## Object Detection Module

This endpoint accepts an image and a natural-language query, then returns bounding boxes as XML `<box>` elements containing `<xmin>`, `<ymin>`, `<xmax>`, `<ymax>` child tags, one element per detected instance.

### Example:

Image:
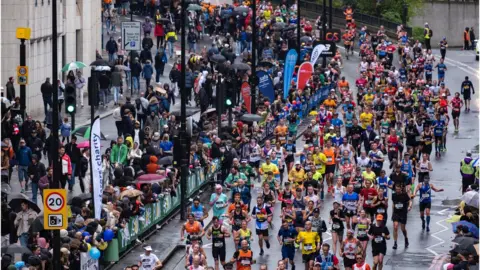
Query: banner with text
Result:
<box><xmin>256</xmin><ymin>70</ymin><xmax>275</xmax><ymax>102</ymax></box>
<box><xmin>297</xmin><ymin>62</ymin><xmax>313</xmax><ymax>90</ymax></box>
<box><xmin>240</xmin><ymin>82</ymin><xmax>252</xmax><ymax>113</ymax></box>
<box><xmin>90</xmin><ymin>117</ymin><xmax>103</xmax><ymax>220</ymax></box>
<box><xmin>283</xmin><ymin>49</ymin><xmax>298</xmax><ymax>99</ymax></box>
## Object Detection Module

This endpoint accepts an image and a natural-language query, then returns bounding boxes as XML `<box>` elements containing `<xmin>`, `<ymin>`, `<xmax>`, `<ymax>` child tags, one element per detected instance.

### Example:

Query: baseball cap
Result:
<box><xmin>144</xmin><ymin>245</ymin><xmax>153</xmax><ymax>251</ymax></box>
<box><xmin>241</xmin><ymin>159</ymin><xmax>248</xmax><ymax>163</ymax></box>
<box><xmin>333</xmin><ymin>200</ymin><xmax>340</xmax><ymax>205</ymax></box>
<box><xmin>295</xmin><ymin>161</ymin><xmax>301</xmax><ymax>165</ymax></box>
<box><xmin>313</xmin><ymin>208</ymin><xmax>320</xmax><ymax>214</ymax></box>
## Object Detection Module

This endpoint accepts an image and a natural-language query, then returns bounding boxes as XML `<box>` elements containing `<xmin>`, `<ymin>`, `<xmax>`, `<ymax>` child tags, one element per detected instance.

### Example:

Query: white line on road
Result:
<box><xmin>425</xmin><ymin>208</ymin><xmax>450</xmax><ymax>256</ymax></box>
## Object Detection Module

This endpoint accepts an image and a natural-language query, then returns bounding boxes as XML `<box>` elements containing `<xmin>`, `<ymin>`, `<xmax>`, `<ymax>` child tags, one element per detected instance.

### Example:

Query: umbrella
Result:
<box><xmin>273</xmin><ymin>22</ymin><xmax>286</xmax><ymax>30</ymax></box>
<box><xmin>201</xmin><ymin>108</ymin><xmax>217</xmax><ymax>116</ymax></box>
<box><xmin>90</xmin><ymin>59</ymin><xmax>110</xmax><ymax>66</ymax></box>
<box><xmin>61</xmin><ymin>61</ymin><xmax>87</xmax><ymax>72</ymax></box>
<box><xmin>72</xmin><ymin>126</ymin><xmax>107</xmax><ymax>140</ymax></box>
<box><xmin>258</xmin><ymin>61</ymin><xmax>274</xmax><ymax>68</ymax></box>
<box><xmin>94</xmin><ymin>66</ymin><xmax>111</xmax><ymax>71</ymax></box>
<box><xmin>8</xmin><ymin>193</ymin><xmax>41</xmax><ymax>213</ymax></box>
<box><xmin>115</xmin><ymin>65</ymin><xmax>130</xmax><ymax>71</ymax></box>
<box><xmin>282</xmin><ymin>25</ymin><xmax>296</xmax><ymax>32</ymax></box>
<box><xmin>1</xmin><ymin>243</ymin><xmax>32</xmax><ymax>257</ymax></box>
<box><xmin>170</xmin><ymin>106</ymin><xmax>201</xmax><ymax>117</ymax></box>
<box><xmin>31</xmin><ymin>213</ymin><xmax>45</xmax><ymax>232</ymax></box>
<box><xmin>451</xmin><ymin>235</ymin><xmax>479</xmax><ymax>256</ymax></box>
<box><xmin>68</xmin><ymin>193</ymin><xmax>92</xmax><ymax>205</ymax></box>
<box><xmin>453</xmin><ymin>221</ymin><xmax>479</xmax><ymax>239</ymax></box>
<box><xmin>230</xmin><ymin>63</ymin><xmax>251</xmax><ymax>71</ymax></box>
<box><xmin>210</xmin><ymin>54</ymin><xmax>226</xmax><ymax>63</ymax></box>
<box><xmin>234</xmin><ymin>6</ymin><xmax>249</xmax><ymax>14</ymax></box>
<box><xmin>76</xmin><ymin>141</ymin><xmax>90</xmax><ymax>149</ymax></box>
<box><xmin>461</xmin><ymin>191</ymin><xmax>479</xmax><ymax>208</ymax></box>
<box><xmin>187</xmin><ymin>4</ymin><xmax>202</xmax><ymax>11</ymax></box>
<box><xmin>300</xmin><ymin>36</ymin><xmax>312</xmax><ymax>43</ymax></box>
<box><xmin>238</xmin><ymin>114</ymin><xmax>263</xmax><ymax>122</ymax></box>
<box><xmin>120</xmin><ymin>189</ymin><xmax>143</xmax><ymax>199</ymax></box>
<box><xmin>136</xmin><ymin>174</ymin><xmax>166</xmax><ymax>184</ymax></box>
<box><xmin>158</xmin><ymin>156</ymin><xmax>173</xmax><ymax>165</ymax></box>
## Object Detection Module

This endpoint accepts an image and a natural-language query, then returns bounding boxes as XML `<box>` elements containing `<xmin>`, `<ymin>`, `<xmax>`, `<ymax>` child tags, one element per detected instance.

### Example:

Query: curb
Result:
<box><xmin>76</xmin><ymin>110</ymin><xmax>114</xmax><ymax>129</ymax></box>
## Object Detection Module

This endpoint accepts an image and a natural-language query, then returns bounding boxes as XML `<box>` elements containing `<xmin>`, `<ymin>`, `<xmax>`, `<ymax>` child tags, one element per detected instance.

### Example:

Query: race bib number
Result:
<box><xmin>358</xmin><ymin>230</ymin><xmax>367</xmax><ymax>236</ymax></box>
<box><xmin>377</xmin><ymin>208</ymin><xmax>385</xmax><ymax>214</ymax></box>
<box><xmin>421</xmin><ymin>194</ymin><xmax>430</xmax><ymax>199</ymax></box>
<box><xmin>375</xmin><ymin>236</ymin><xmax>383</xmax><ymax>243</ymax></box>
<box><xmin>215</xmin><ymin>201</ymin><xmax>225</xmax><ymax>208</ymax></box>
<box><xmin>344</xmin><ymin>173</ymin><xmax>351</xmax><ymax>178</ymax></box>
<box><xmin>279</xmin><ymin>136</ymin><xmax>286</xmax><ymax>141</ymax></box>
<box><xmin>327</xmin><ymin>157</ymin><xmax>333</xmax><ymax>163</ymax></box>
<box><xmin>395</xmin><ymin>203</ymin><xmax>404</xmax><ymax>209</ymax></box>
<box><xmin>304</xmin><ymin>244</ymin><xmax>313</xmax><ymax>251</ymax></box>
<box><xmin>214</xmin><ymin>242</ymin><xmax>224</xmax><ymax>248</ymax></box>
<box><xmin>333</xmin><ymin>224</ymin><xmax>341</xmax><ymax>229</ymax></box>
<box><xmin>366</xmin><ymin>200</ymin><xmax>372</xmax><ymax>205</ymax></box>
<box><xmin>354</xmin><ymin>183</ymin><xmax>362</xmax><ymax>189</ymax></box>
<box><xmin>241</xmin><ymin>260</ymin><xmax>251</xmax><ymax>266</ymax></box>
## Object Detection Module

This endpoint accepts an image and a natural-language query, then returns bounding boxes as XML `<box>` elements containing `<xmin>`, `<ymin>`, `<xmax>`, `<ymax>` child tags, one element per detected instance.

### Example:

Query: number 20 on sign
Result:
<box><xmin>43</xmin><ymin>189</ymin><xmax>68</xmax><ymax>230</ymax></box>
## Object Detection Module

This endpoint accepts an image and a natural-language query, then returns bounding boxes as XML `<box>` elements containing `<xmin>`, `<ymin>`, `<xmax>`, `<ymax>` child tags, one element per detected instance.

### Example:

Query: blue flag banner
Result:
<box><xmin>256</xmin><ymin>70</ymin><xmax>275</xmax><ymax>102</ymax></box>
<box><xmin>283</xmin><ymin>49</ymin><xmax>298</xmax><ymax>99</ymax></box>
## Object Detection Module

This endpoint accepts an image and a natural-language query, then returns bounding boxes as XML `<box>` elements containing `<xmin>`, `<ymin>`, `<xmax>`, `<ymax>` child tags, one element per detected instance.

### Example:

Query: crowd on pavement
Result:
<box><xmin>1</xmin><ymin>0</ymin><xmax>479</xmax><ymax>269</ymax></box>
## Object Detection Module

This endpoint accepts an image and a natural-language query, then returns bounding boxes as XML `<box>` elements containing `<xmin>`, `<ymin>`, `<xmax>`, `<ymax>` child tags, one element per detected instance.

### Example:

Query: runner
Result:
<box><xmin>330</xmin><ymin>201</ymin><xmax>345</xmax><ymax>256</ymax></box>
<box><xmin>391</xmin><ymin>185</ymin><xmax>412</xmax><ymax>249</ymax></box>
<box><xmin>296</xmin><ymin>221</ymin><xmax>321</xmax><ymax>270</ymax></box>
<box><xmin>342</xmin><ymin>184</ymin><xmax>360</xmax><ymax>230</ymax></box>
<box><xmin>412</xmin><ymin>176</ymin><xmax>444</xmax><ymax>232</ymax></box>
<box><xmin>460</xmin><ymin>76</ymin><xmax>475</xmax><ymax>111</ymax></box>
<box><xmin>251</xmin><ymin>196</ymin><xmax>272</xmax><ymax>256</ymax></box>
<box><xmin>353</xmin><ymin>254</ymin><xmax>371</xmax><ymax>270</ymax></box>
<box><xmin>206</xmin><ymin>216</ymin><xmax>230</xmax><ymax>270</ymax></box>
<box><xmin>188</xmin><ymin>197</ymin><xmax>208</xmax><ymax>226</ymax></box>
<box><xmin>323</xmin><ymin>141</ymin><xmax>337</xmax><ymax>194</ymax></box>
<box><xmin>341</xmin><ymin>230</ymin><xmax>361</xmax><ymax>270</ymax></box>
<box><xmin>138</xmin><ymin>245</ymin><xmax>163</xmax><ymax>270</ymax></box>
<box><xmin>368</xmin><ymin>214</ymin><xmax>390</xmax><ymax>270</ymax></box>
<box><xmin>360</xmin><ymin>180</ymin><xmax>378</xmax><ymax>221</ymax></box>
<box><xmin>372</xmin><ymin>188</ymin><xmax>389</xmax><ymax>225</ymax></box>
<box><xmin>277</xmin><ymin>219</ymin><xmax>298</xmax><ymax>270</ymax></box>
<box><xmin>209</xmin><ymin>185</ymin><xmax>229</xmax><ymax>222</ymax></box>
<box><xmin>450</xmin><ymin>92</ymin><xmax>463</xmax><ymax>133</ymax></box>
<box><xmin>230</xmin><ymin>203</ymin><xmax>250</xmax><ymax>248</ymax></box>
<box><xmin>314</xmin><ymin>243</ymin><xmax>340</xmax><ymax>270</ymax></box>
<box><xmin>231</xmin><ymin>240</ymin><xmax>255</xmax><ymax>270</ymax></box>
<box><xmin>355</xmin><ymin>210</ymin><xmax>371</xmax><ymax>259</ymax></box>
<box><xmin>180</xmin><ymin>214</ymin><xmax>205</xmax><ymax>254</ymax></box>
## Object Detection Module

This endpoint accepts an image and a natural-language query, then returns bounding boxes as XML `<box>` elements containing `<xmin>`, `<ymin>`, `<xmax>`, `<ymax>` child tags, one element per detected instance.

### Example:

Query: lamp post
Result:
<box><xmin>179</xmin><ymin>0</ymin><xmax>188</xmax><ymax>221</ymax></box>
<box><xmin>297</xmin><ymin>0</ymin><xmax>301</xmax><ymax>55</ymax></box>
<box><xmin>15</xmin><ymin>27</ymin><xmax>31</xmax><ymax>121</ymax></box>
<box><xmin>250</xmin><ymin>1</ymin><xmax>257</xmax><ymax>113</ymax></box>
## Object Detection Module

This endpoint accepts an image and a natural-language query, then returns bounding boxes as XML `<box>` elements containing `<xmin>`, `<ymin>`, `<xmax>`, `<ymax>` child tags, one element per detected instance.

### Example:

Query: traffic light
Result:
<box><xmin>225</xmin><ymin>88</ymin><xmax>233</xmax><ymax>109</ymax></box>
<box><xmin>64</xmin><ymin>83</ymin><xmax>76</xmax><ymax>114</ymax></box>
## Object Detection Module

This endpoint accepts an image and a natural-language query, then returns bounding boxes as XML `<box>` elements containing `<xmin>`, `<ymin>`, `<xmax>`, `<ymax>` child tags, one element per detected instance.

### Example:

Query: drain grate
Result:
<box><xmin>385</xmin><ymin>252</ymin><xmax>434</xmax><ymax>267</ymax></box>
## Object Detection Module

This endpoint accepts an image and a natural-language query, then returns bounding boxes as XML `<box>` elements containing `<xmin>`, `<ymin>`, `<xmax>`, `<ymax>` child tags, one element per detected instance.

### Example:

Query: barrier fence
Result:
<box><xmin>99</xmin><ymin>83</ymin><xmax>332</xmax><ymax>263</ymax></box>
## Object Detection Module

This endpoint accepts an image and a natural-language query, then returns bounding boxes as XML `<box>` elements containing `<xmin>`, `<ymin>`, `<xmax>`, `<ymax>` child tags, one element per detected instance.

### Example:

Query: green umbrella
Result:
<box><xmin>72</xmin><ymin>126</ymin><xmax>107</xmax><ymax>140</ymax></box>
<box><xmin>187</xmin><ymin>4</ymin><xmax>202</xmax><ymax>11</ymax></box>
<box><xmin>61</xmin><ymin>61</ymin><xmax>87</xmax><ymax>72</ymax></box>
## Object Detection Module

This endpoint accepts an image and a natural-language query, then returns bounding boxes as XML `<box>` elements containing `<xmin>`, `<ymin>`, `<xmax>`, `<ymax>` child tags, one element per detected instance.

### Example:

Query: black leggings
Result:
<box><xmin>157</xmin><ymin>36</ymin><xmax>164</xmax><ymax>49</ymax></box>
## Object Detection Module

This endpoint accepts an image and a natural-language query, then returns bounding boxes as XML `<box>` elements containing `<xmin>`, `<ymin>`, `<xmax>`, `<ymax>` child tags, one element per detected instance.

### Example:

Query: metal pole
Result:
<box><xmin>297</xmin><ymin>0</ymin><xmax>301</xmax><ymax>55</ymax></box>
<box><xmin>89</xmin><ymin>68</ymin><xmax>97</xmax><ymax>218</ymax></box>
<box><xmin>179</xmin><ymin>0</ymin><xmax>188</xmax><ymax>221</ymax></box>
<box><xmin>71</xmin><ymin>113</ymin><xmax>75</xmax><ymax>130</ymax></box>
<box><xmin>51</xmin><ymin>0</ymin><xmax>61</xmax><ymax>269</ymax></box>
<box><xmin>251</xmin><ymin>1</ymin><xmax>257</xmax><ymax>113</ymax></box>
<box><xmin>130</xmin><ymin>0</ymin><xmax>133</xmax><ymax>97</ymax></box>
<box><xmin>328</xmin><ymin>0</ymin><xmax>332</xmax><ymax>30</ymax></box>
<box><xmin>322</xmin><ymin>0</ymin><xmax>327</xmax><ymax>68</ymax></box>
<box><xmin>20</xmin><ymin>39</ymin><xmax>26</xmax><ymax>120</ymax></box>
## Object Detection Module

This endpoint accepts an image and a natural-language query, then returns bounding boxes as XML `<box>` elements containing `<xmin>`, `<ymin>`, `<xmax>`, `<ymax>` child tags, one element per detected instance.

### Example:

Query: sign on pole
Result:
<box><xmin>121</xmin><ymin>22</ymin><xmax>141</xmax><ymax>51</ymax></box>
<box><xmin>43</xmin><ymin>189</ymin><xmax>68</xmax><ymax>230</ymax></box>
<box><xmin>17</xmin><ymin>66</ymin><xmax>28</xmax><ymax>85</ymax></box>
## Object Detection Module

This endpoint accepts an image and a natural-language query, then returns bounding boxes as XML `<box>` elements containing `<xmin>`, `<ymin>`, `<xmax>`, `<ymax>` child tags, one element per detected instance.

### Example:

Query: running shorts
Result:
<box><xmin>419</xmin><ymin>202</ymin><xmax>431</xmax><ymax>212</ymax></box>
<box><xmin>255</xmin><ymin>229</ymin><xmax>269</xmax><ymax>236</ymax></box>
<box><xmin>281</xmin><ymin>245</ymin><xmax>295</xmax><ymax>260</ymax></box>
<box><xmin>325</xmin><ymin>165</ymin><xmax>336</xmax><ymax>174</ymax></box>
<box><xmin>392</xmin><ymin>214</ymin><xmax>408</xmax><ymax>224</ymax></box>
<box><xmin>212</xmin><ymin>246</ymin><xmax>226</xmax><ymax>261</ymax></box>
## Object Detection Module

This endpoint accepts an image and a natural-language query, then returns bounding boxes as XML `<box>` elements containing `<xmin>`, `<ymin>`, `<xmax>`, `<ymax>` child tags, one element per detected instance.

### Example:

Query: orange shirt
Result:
<box><xmin>345</xmin><ymin>8</ymin><xmax>353</xmax><ymax>20</ymax></box>
<box><xmin>323</xmin><ymin>147</ymin><xmax>336</xmax><ymax>165</ymax></box>
<box><xmin>338</xmin><ymin>80</ymin><xmax>349</xmax><ymax>89</ymax></box>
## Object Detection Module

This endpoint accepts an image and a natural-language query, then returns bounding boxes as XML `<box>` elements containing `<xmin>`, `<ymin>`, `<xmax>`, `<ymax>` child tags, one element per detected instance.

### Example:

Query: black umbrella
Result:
<box><xmin>273</xmin><ymin>22</ymin><xmax>286</xmax><ymax>30</ymax></box>
<box><xmin>72</xmin><ymin>125</ymin><xmax>107</xmax><ymax>140</ymax></box>
<box><xmin>68</xmin><ymin>193</ymin><xmax>92</xmax><ymax>205</ymax></box>
<box><xmin>158</xmin><ymin>156</ymin><xmax>173</xmax><ymax>165</ymax></box>
<box><xmin>230</xmin><ymin>63</ymin><xmax>251</xmax><ymax>71</ymax></box>
<box><xmin>90</xmin><ymin>59</ymin><xmax>110</xmax><ymax>66</ymax></box>
<box><xmin>210</xmin><ymin>54</ymin><xmax>226</xmax><ymax>63</ymax></box>
<box><xmin>8</xmin><ymin>193</ymin><xmax>41</xmax><ymax>213</ymax></box>
<box><xmin>239</xmin><ymin>113</ymin><xmax>263</xmax><ymax>122</ymax></box>
<box><xmin>282</xmin><ymin>25</ymin><xmax>296</xmax><ymax>32</ymax></box>
<box><xmin>31</xmin><ymin>214</ymin><xmax>44</xmax><ymax>232</ymax></box>
<box><xmin>234</xmin><ymin>6</ymin><xmax>249</xmax><ymax>16</ymax></box>
<box><xmin>1</xmin><ymin>243</ymin><xmax>33</xmax><ymax>257</ymax></box>
<box><xmin>451</xmin><ymin>236</ymin><xmax>479</xmax><ymax>256</ymax></box>
<box><xmin>259</xmin><ymin>61</ymin><xmax>274</xmax><ymax>68</ymax></box>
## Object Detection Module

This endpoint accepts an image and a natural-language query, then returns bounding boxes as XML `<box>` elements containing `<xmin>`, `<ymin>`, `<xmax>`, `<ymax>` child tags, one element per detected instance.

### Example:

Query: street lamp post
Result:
<box><xmin>179</xmin><ymin>0</ymin><xmax>188</xmax><ymax>221</ymax></box>
<box><xmin>297</xmin><ymin>0</ymin><xmax>301</xmax><ymax>55</ymax></box>
<box><xmin>15</xmin><ymin>27</ymin><xmax>31</xmax><ymax>121</ymax></box>
<box><xmin>250</xmin><ymin>1</ymin><xmax>257</xmax><ymax>113</ymax></box>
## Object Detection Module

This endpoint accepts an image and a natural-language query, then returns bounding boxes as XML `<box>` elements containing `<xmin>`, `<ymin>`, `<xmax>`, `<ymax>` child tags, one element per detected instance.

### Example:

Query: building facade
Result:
<box><xmin>1</xmin><ymin>0</ymin><xmax>102</xmax><ymax>116</ymax></box>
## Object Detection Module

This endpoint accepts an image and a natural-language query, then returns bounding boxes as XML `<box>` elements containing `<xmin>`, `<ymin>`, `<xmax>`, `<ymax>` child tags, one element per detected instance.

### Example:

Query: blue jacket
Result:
<box><xmin>142</xmin><ymin>63</ymin><xmax>154</xmax><ymax>79</ymax></box>
<box><xmin>185</xmin><ymin>72</ymin><xmax>194</xmax><ymax>88</ymax></box>
<box><xmin>16</xmin><ymin>146</ymin><xmax>32</xmax><ymax>166</ymax></box>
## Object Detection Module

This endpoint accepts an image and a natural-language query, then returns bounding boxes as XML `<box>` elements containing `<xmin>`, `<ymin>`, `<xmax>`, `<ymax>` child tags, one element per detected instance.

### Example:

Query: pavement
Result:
<box><xmin>158</xmin><ymin>48</ymin><xmax>480</xmax><ymax>269</ymax></box>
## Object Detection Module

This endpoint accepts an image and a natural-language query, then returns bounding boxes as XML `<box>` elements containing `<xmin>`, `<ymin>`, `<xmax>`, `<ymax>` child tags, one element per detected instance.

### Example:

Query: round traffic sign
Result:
<box><xmin>45</xmin><ymin>192</ymin><xmax>65</xmax><ymax>212</ymax></box>
<box><xmin>18</xmin><ymin>67</ymin><xmax>27</xmax><ymax>75</ymax></box>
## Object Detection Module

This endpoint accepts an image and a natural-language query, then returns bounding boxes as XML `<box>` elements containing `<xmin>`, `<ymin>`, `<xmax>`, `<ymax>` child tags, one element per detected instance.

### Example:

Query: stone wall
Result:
<box><xmin>0</xmin><ymin>0</ymin><xmax>102</xmax><ymax>115</ymax></box>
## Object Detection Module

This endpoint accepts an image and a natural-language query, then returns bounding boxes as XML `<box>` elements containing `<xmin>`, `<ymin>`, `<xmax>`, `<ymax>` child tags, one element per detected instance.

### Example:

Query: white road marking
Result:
<box><xmin>425</xmin><ymin>208</ymin><xmax>450</xmax><ymax>256</ymax></box>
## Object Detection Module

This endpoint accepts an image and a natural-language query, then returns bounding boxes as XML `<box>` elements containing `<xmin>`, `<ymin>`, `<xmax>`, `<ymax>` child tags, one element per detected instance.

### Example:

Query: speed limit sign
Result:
<box><xmin>43</xmin><ymin>189</ymin><xmax>68</xmax><ymax>230</ymax></box>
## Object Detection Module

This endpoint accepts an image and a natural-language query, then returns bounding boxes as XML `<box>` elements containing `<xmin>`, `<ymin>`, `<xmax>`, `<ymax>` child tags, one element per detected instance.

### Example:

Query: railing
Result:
<box><xmin>102</xmin><ymin>159</ymin><xmax>222</xmax><ymax>260</ymax></box>
<box><xmin>299</xmin><ymin>1</ymin><xmax>412</xmax><ymax>37</ymax></box>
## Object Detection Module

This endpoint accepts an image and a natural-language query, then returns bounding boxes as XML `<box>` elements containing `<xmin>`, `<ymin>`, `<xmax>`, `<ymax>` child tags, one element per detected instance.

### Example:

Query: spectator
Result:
<box><xmin>65</xmin><ymin>135</ymin><xmax>81</xmax><ymax>192</ymax></box>
<box><xmin>111</xmin><ymin>136</ymin><xmax>129</xmax><ymax>167</ymax></box>
<box><xmin>14</xmin><ymin>201</ymin><xmax>38</xmax><ymax>247</ymax></box>
<box><xmin>106</xmin><ymin>36</ymin><xmax>119</xmax><ymax>62</ymax></box>
<box><xmin>41</xmin><ymin>78</ymin><xmax>53</xmax><ymax>120</ymax></box>
<box><xmin>16</xmin><ymin>139</ymin><xmax>32</xmax><ymax>193</ymax></box>
<box><xmin>58</xmin><ymin>145</ymin><xmax>72</xmax><ymax>189</ymax></box>
<box><xmin>5</xmin><ymin>77</ymin><xmax>15</xmax><ymax>102</ymax></box>
<box><xmin>27</xmin><ymin>154</ymin><xmax>46</xmax><ymax>203</ymax></box>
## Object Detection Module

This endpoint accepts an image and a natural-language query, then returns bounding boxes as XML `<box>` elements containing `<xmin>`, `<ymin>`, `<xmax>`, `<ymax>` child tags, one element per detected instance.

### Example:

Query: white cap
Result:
<box><xmin>144</xmin><ymin>246</ymin><xmax>153</xmax><ymax>251</ymax></box>
<box><xmin>295</xmin><ymin>161</ymin><xmax>301</xmax><ymax>165</ymax></box>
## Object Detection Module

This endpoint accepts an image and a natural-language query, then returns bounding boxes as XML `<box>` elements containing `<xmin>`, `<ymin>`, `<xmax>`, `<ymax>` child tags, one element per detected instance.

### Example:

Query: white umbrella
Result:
<box><xmin>94</xmin><ymin>66</ymin><xmax>111</xmax><ymax>71</ymax></box>
<box><xmin>461</xmin><ymin>191</ymin><xmax>479</xmax><ymax>208</ymax></box>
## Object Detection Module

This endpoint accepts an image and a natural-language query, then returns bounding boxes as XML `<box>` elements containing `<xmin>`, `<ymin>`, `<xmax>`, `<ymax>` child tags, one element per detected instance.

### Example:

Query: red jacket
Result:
<box><xmin>154</xmin><ymin>24</ymin><xmax>164</xmax><ymax>37</ymax></box>
<box><xmin>61</xmin><ymin>154</ymin><xmax>72</xmax><ymax>175</ymax></box>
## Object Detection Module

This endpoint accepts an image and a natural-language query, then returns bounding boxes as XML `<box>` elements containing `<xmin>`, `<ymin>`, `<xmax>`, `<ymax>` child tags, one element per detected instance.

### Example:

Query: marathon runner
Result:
<box><xmin>412</xmin><ymin>176</ymin><xmax>444</xmax><ymax>232</ymax></box>
<box><xmin>251</xmin><ymin>196</ymin><xmax>272</xmax><ymax>256</ymax></box>
<box><xmin>368</xmin><ymin>215</ymin><xmax>390</xmax><ymax>270</ymax></box>
<box><xmin>206</xmin><ymin>216</ymin><xmax>230</xmax><ymax>270</ymax></box>
<box><xmin>391</xmin><ymin>185</ymin><xmax>412</xmax><ymax>250</ymax></box>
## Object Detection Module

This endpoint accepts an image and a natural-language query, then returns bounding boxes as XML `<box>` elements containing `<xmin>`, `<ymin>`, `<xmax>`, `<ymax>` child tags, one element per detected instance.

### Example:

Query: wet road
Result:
<box><xmin>164</xmin><ymin>48</ymin><xmax>479</xmax><ymax>269</ymax></box>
